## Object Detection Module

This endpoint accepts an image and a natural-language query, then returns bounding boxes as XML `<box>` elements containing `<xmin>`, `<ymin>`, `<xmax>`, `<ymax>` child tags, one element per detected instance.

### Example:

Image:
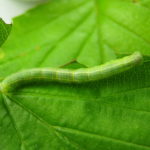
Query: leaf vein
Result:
<box><xmin>104</xmin><ymin>14</ymin><xmax>150</xmax><ymax>46</ymax></box>
<box><xmin>7</xmin><ymin>95</ymin><xmax>150</xmax><ymax>150</ymax></box>
<box><xmin>2</xmin><ymin>95</ymin><xmax>27</xmax><ymax>150</ymax></box>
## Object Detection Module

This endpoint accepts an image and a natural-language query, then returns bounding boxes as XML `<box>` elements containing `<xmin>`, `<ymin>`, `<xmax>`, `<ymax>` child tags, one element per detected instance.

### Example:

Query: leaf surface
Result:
<box><xmin>1</xmin><ymin>62</ymin><xmax>150</xmax><ymax>150</ymax></box>
<box><xmin>1</xmin><ymin>0</ymin><xmax>150</xmax><ymax>79</ymax></box>
<box><xmin>0</xmin><ymin>0</ymin><xmax>150</xmax><ymax>150</ymax></box>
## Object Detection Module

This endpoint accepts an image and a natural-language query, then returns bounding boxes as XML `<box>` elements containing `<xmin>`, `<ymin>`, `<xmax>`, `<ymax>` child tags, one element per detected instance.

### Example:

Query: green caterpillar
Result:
<box><xmin>0</xmin><ymin>52</ymin><xmax>143</xmax><ymax>93</ymax></box>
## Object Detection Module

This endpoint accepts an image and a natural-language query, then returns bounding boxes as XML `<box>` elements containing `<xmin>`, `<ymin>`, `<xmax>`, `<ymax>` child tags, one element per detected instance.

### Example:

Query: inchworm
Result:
<box><xmin>0</xmin><ymin>52</ymin><xmax>143</xmax><ymax>93</ymax></box>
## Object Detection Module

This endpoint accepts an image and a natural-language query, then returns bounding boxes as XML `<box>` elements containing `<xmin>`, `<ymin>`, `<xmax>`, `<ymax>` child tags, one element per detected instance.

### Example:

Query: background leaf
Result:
<box><xmin>0</xmin><ymin>19</ymin><xmax>11</xmax><ymax>47</ymax></box>
<box><xmin>0</xmin><ymin>0</ymin><xmax>150</xmax><ymax>150</ymax></box>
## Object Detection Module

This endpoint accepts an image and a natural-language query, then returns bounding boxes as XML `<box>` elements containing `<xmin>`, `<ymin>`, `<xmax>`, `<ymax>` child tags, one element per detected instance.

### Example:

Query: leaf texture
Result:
<box><xmin>1</xmin><ymin>62</ymin><xmax>150</xmax><ymax>150</ymax></box>
<box><xmin>0</xmin><ymin>0</ymin><xmax>150</xmax><ymax>150</ymax></box>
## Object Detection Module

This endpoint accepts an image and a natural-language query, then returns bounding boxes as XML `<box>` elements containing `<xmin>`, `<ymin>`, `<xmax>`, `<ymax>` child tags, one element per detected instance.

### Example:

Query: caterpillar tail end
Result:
<box><xmin>132</xmin><ymin>51</ymin><xmax>143</xmax><ymax>66</ymax></box>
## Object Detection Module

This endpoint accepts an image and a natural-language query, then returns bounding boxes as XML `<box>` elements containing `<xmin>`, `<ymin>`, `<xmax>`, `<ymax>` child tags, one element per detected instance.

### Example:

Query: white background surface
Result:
<box><xmin>0</xmin><ymin>0</ymin><xmax>43</xmax><ymax>23</ymax></box>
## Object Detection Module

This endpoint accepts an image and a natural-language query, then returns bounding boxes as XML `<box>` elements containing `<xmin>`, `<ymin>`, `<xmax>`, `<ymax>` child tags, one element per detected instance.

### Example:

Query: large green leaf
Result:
<box><xmin>0</xmin><ymin>0</ymin><xmax>150</xmax><ymax>149</ymax></box>
<box><xmin>1</xmin><ymin>0</ymin><xmax>150</xmax><ymax>80</ymax></box>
